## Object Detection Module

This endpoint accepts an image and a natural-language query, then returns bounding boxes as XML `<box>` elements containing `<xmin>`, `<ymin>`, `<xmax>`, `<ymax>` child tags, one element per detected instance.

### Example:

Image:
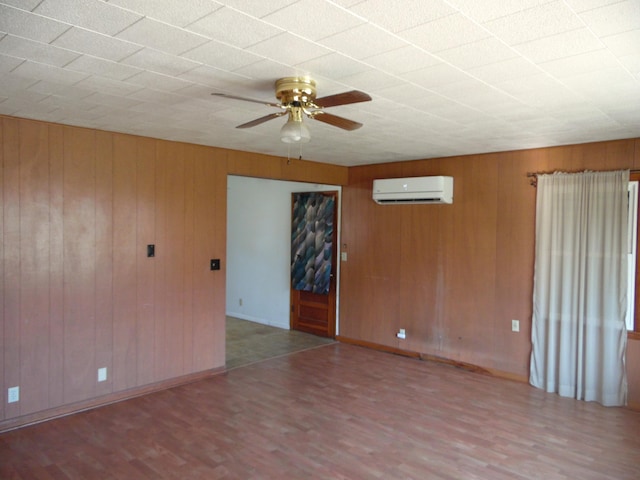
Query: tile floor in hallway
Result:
<box><xmin>225</xmin><ymin>316</ymin><xmax>335</xmax><ymax>369</ymax></box>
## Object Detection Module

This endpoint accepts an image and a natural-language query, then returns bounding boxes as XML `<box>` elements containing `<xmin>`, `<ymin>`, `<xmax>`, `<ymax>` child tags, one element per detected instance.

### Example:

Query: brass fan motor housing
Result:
<box><xmin>275</xmin><ymin>77</ymin><xmax>317</xmax><ymax>106</ymax></box>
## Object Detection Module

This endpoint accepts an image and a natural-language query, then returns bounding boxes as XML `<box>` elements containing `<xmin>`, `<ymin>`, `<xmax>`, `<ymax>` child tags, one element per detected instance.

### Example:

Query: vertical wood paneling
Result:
<box><xmin>18</xmin><ymin>120</ymin><xmax>51</xmax><ymax>415</ymax></box>
<box><xmin>192</xmin><ymin>148</ymin><xmax>225</xmax><ymax>370</ymax></box>
<box><xmin>182</xmin><ymin>145</ymin><xmax>197</xmax><ymax>374</ymax></box>
<box><xmin>62</xmin><ymin>126</ymin><xmax>96</xmax><ymax>404</ymax></box>
<box><xmin>164</xmin><ymin>142</ymin><xmax>186</xmax><ymax>379</ymax></box>
<box><xmin>94</xmin><ymin>131</ymin><xmax>113</xmax><ymax>397</ymax></box>
<box><xmin>48</xmin><ymin>124</ymin><xmax>64</xmax><ymax>407</ymax></box>
<box><xmin>154</xmin><ymin>141</ymin><xmax>168</xmax><ymax>380</ymax></box>
<box><xmin>3</xmin><ymin>117</ymin><xmax>22</xmax><ymax>419</ymax></box>
<box><xmin>493</xmin><ymin>150</ymin><xmax>540</xmax><ymax>376</ymax></box>
<box><xmin>112</xmin><ymin>134</ymin><xmax>138</xmax><ymax>391</ymax></box>
<box><xmin>136</xmin><ymin>137</ymin><xmax>156</xmax><ymax>386</ymax></box>
<box><xmin>340</xmin><ymin>139</ymin><xmax>640</xmax><ymax>381</ymax></box>
<box><xmin>211</xmin><ymin>150</ymin><xmax>227</xmax><ymax>368</ymax></box>
<box><xmin>2</xmin><ymin>113</ymin><xmax>639</xmax><ymax>427</ymax></box>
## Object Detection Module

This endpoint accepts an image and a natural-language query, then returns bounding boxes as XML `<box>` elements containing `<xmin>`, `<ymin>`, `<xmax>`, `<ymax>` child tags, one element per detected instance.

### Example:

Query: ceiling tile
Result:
<box><xmin>319</xmin><ymin>23</ymin><xmax>408</xmax><ymax>60</ymax></box>
<box><xmin>436</xmin><ymin>37</ymin><xmax>519</xmax><ymax>70</ymax></box>
<box><xmin>0</xmin><ymin>0</ymin><xmax>42</xmax><ymax>9</ymax></box>
<box><xmin>186</xmin><ymin>7</ymin><xmax>283</xmax><ymax>48</ymax></box>
<box><xmin>262</xmin><ymin>0</ymin><xmax>364</xmax><ymax>41</ymax></box>
<box><xmin>73</xmin><ymin>75</ymin><xmax>143</xmax><ymax>96</ymax></box>
<box><xmin>349</xmin><ymin>0</ymin><xmax>456</xmax><ymax>32</ymax></box>
<box><xmin>617</xmin><ymin>52</ymin><xmax>640</xmax><ymax>76</ymax></box>
<box><xmin>83</xmin><ymin>91</ymin><xmax>143</xmax><ymax>109</ymax></box>
<box><xmin>560</xmin><ymin>66</ymin><xmax>639</xmax><ymax>98</ymax></box>
<box><xmin>231</xmin><ymin>59</ymin><xmax>304</xmax><ymax>86</ymax></box>
<box><xmin>247</xmin><ymin>32</ymin><xmax>332</xmax><ymax>65</ymax></box>
<box><xmin>483</xmin><ymin>1</ymin><xmax>583</xmax><ymax>45</ymax></box>
<box><xmin>602</xmin><ymin>29</ymin><xmax>640</xmax><ymax>57</ymax></box>
<box><xmin>399</xmin><ymin>13</ymin><xmax>491</xmax><ymax>53</ymax></box>
<box><xmin>125</xmin><ymin>70</ymin><xmax>195</xmax><ymax>92</ymax></box>
<box><xmin>538</xmin><ymin>49</ymin><xmax>621</xmax><ymax>78</ymax></box>
<box><xmin>404</xmin><ymin>62</ymin><xmax>472</xmax><ymax>88</ymax></box>
<box><xmin>116</xmin><ymin>18</ymin><xmax>209</xmax><ymax>56</ymax></box>
<box><xmin>514</xmin><ymin>28</ymin><xmax>604</xmax><ymax>64</ymax></box>
<box><xmin>65</xmin><ymin>55</ymin><xmax>143</xmax><ymax>81</ymax></box>
<box><xmin>120</xmin><ymin>48</ymin><xmax>200</xmax><ymax>77</ymax></box>
<box><xmin>363</xmin><ymin>45</ymin><xmax>441</xmax><ymax>75</ymax></box>
<box><xmin>1</xmin><ymin>0</ymin><xmax>639</xmax><ymax>166</ymax></box>
<box><xmin>178</xmin><ymin>65</ymin><xmax>255</xmax><ymax>91</ymax></box>
<box><xmin>466</xmin><ymin>56</ymin><xmax>542</xmax><ymax>84</ymax></box>
<box><xmin>334</xmin><ymin>69</ymin><xmax>399</xmax><ymax>93</ymax></box>
<box><xmin>217</xmin><ymin>0</ymin><xmax>298</xmax><ymax>18</ymax></box>
<box><xmin>104</xmin><ymin>0</ymin><xmax>223</xmax><ymax>27</ymax></box>
<box><xmin>0</xmin><ymin>72</ymin><xmax>39</xmax><ymax>94</ymax></box>
<box><xmin>0</xmin><ymin>52</ymin><xmax>24</xmax><ymax>73</ymax></box>
<box><xmin>296</xmin><ymin>53</ymin><xmax>370</xmax><ymax>80</ymax></box>
<box><xmin>181</xmin><ymin>40</ymin><xmax>263</xmax><ymax>72</ymax></box>
<box><xmin>12</xmin><ymin>60</ymin><xmax>89</xmax><ymax>86</ymax></box>
<box><xmin>0</xmin><ymin>4</ymin><xmax>70</xmax><ymax>43</ymax></box>
<box><xmin>52</xmin><ymin>27</ymin><xmax>143</xmax><ymax>62</ymax></box>
<box><xmin>578</xmin><ymin>0</ymin><xmax>640</xmax><ymax>37</ymax></box>
<box><xmin>563</xmin><ymin>0</ymin><xmax>624</xmax><ymax>12</ymax></box>
<box><xmin>446</xmin><ymin>0</ymin><xmax>553</xmax><ymax>23</ymax></box>
<box><xmin>0</xmin><ymin>35</ymin><xmax>80</xmax><ymax>67</ymax></box>
<box><xmin>34</xmin><ymin>0</ymin><xmax>142</xmax><ymax>36</ymax></box>
<box><xmin>27</xmin><ymin>81</ymin><xmax>95</xmax><ymax>100</ymax></box>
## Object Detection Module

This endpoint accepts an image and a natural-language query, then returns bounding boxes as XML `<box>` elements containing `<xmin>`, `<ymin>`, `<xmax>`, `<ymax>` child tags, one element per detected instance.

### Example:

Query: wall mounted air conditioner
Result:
<box><xmin>372</xmin><ymin>176</ymin><xmax>454</xmax><ymax>204</ymax></box>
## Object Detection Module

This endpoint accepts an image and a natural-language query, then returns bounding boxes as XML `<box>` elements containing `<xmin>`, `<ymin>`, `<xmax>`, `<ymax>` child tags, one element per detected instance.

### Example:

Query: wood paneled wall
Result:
<box><xmin>340</xmin><ymin>139</ymin><xmax>640</xmax><ymax>389</ymax></box>
<box><xmin>0</xmin><ymin>115</ymin><xmax>348</xmax><ymax>429</ymax></box>
<box><xmin>3</xmin><ymin>112</ymin><xmax>639</xmax><ymax>427</ymax></box>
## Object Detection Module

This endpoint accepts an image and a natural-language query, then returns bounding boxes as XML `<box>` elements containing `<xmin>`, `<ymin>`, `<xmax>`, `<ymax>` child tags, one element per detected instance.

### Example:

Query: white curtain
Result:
<box><xmin>530</xmin><ymin>170</ymin><xmax>629</xmax><ymax>406</ymax></box>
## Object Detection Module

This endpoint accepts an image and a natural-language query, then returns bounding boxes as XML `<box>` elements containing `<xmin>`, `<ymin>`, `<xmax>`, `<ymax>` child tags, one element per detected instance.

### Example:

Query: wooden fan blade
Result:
<box><xmin>313</xmin><ymin>90</ymin><xmax>371</xmax><ymax>108</ymax></box>
<box><xmin>310</xmin><ymin>112</ymin><xmax>363</xmax><ymax>131</ymax></box>
<box><xmin>212</xmin><ymin>92</ymin><xmax>281</xmax><ymax>108</ymax></box>
<box><xmin>236</xmin><ymin>112</ymin><xmax>285</xmax><ymax>129</ymax></box>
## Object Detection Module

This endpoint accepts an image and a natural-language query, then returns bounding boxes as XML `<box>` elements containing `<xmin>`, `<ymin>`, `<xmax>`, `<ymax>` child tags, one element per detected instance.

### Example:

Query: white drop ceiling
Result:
<box><xmin>0</xmin><ymin>0</ymin><xmax>639</xmax><ymax>166</ymax></box>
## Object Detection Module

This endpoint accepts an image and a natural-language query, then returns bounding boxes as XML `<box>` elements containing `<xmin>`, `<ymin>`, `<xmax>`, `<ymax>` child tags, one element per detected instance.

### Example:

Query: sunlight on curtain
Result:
<box><xmin>530</xmin><ymin>170</ymin><xmax>629</xmax><ymax>406</ymax></box>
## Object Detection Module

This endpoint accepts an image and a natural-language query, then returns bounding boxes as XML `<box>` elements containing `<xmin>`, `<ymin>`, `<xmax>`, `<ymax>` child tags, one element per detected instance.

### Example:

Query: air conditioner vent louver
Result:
<box><xmin>372</xmin><ymin>176</ymin><xmax>453</xmax><ymax>205</ymax></box>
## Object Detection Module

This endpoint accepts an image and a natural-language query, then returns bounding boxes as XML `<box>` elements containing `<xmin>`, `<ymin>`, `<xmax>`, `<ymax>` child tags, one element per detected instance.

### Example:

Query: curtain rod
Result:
<box><xmin>526</xmin><ymin>169</ymin><xmax>640</xmax><ymax>187</ymax></box>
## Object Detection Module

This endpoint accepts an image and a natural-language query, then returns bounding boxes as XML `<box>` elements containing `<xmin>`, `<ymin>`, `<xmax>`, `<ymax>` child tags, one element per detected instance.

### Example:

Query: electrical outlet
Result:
<box><xmin>396</xmin><ymin>328</ymin><xmax>406</xmax><ymax>339</ymax></box>
<box><xmin>98</xmin><ymin>367</ymin><xmax>107</xmax><ymax>382</ymax></box>
<box><xmin>512</xmin><ymin>319</ymin><xmax>520</xmax><ymax>332</ymax></box>
<box><xmin>8</xmin><ymin>386</ymin><xmax>19</xmax><ymax>403</ymax></box>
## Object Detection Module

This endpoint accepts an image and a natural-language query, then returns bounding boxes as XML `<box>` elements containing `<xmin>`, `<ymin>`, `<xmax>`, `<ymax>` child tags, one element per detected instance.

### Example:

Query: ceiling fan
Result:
<box><xmin>211</xmin><ymin>77</ymin><xmax>372</xmax><ymax>143</ymax></box>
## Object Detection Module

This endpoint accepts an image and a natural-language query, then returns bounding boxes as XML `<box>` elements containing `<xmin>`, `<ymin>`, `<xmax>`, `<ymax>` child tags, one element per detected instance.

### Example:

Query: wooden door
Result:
<box><xmin>290</xmin><ymin>191</ymin><xmax>337</xmax><ymax>338</ymax></box>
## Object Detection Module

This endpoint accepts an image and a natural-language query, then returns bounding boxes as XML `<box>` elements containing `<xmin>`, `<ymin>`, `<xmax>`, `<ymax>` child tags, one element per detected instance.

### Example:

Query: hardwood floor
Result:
<box><xmin>1</xmin><ymin>343</ymin><xmax>639</xmax><ymax>479</ymax></box>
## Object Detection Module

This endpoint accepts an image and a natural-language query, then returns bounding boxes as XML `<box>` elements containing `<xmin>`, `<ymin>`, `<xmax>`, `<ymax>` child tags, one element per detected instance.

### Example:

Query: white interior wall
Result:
<box><xmin>226</xmin><ymin>175</ymin><xmax>341</xmax><ymax>330</ymax></box>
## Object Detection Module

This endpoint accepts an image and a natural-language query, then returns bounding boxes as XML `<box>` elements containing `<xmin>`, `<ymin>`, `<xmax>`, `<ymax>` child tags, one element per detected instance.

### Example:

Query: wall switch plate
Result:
<box><xmin>98</xmin><ymin>367</ymin><xmax>107</xmax><ymax>382</ymax></box>
<box><xmin>8</xmin><ymin>386</ymin><xmax>19</xmax><ymax>403</ymax></box>
<box><xmin>147</xmin><ymin>244</ymin><xmax>155</xmax><ymax>257</ymax></box>
<box><xmin>397</xmin><ymin>328</ymin><xmax>406</xmax><ymax>339</ymax></box>
<box><xmin>341</xmin><ymin>252</ymin><xmax>347</xmax><ymax>261</ymax></box>
<box><xmin>512</xmin><ymin>319</ymin><xmax>520</xmax><ymax>332</ymax></box>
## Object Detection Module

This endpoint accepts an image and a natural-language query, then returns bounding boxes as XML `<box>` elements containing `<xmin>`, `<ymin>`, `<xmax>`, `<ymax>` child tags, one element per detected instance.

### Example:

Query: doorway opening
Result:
<box><xmin>225</xmin><ymin>176</ymin><xmax>341</xmax><ymax>368</ymax></box>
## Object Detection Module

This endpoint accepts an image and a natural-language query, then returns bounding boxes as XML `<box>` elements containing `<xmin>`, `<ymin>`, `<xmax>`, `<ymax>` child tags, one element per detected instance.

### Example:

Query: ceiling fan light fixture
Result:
<box><xmin>280</xmin><ymin>108</ymin><xmax>311</xmax><ymax>143</ymax></box>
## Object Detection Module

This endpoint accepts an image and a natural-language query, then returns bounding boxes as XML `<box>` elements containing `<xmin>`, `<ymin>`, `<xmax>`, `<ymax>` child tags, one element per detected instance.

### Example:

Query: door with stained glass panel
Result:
<box><xmin>290</xmin><ymin>191</ymin><xmax>337</xmax><ymax>338</ymax></box>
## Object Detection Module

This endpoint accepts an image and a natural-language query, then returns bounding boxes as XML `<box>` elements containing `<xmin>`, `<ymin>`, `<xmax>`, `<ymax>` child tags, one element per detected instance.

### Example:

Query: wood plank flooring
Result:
<box><xmin>1</xmin><ymin>343</ymin><xmax>639</xmax><ymax>479</ymax></box>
